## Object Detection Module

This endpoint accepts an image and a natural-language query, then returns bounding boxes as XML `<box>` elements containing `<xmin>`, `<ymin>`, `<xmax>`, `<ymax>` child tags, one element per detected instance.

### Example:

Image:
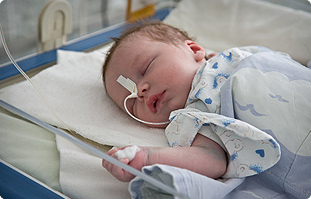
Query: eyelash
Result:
<box><xmin>143</xmin><ymin>58</ymin><xmax>154</xmax><ymax>75</ymax></box>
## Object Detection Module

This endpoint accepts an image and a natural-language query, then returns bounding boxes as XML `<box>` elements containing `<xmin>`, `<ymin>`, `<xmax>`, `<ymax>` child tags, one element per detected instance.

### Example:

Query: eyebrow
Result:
<box><xmin>133</xmin><ymin>53</ymin><xmax>143</xmax><ymax>69</ymax></box>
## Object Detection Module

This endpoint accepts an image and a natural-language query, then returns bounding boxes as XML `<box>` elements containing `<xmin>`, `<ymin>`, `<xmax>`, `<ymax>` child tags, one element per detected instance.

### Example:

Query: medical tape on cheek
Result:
<box><xmin>117</xmin><ymin>75</ymin><xmax>170</xmax><ymax>126</ymax></box>
<box><xmin>117</xmin><ymin>75</ymin><xmax>138</xmax><ymax>98</ymax></box>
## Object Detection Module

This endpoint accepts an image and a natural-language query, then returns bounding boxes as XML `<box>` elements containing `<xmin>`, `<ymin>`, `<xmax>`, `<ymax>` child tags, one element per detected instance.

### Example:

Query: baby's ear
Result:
<box><xmin>185</xmin><ymin>40</ymin><xmax>206</xmax><ymax>62</ymax></box>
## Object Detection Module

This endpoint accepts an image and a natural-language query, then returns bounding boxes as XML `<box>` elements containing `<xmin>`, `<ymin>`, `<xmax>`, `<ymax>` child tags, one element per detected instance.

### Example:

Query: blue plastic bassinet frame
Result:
<box><xmin>0</xmin><ymin>160</ymin><xmax>67</xmax><ymax>199</ymax></box>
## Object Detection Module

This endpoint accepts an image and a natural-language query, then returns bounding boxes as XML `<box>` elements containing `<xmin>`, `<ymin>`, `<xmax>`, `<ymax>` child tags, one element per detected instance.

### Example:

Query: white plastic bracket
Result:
<box><xmin>117</xmin><ymin>75</ymin><xmax>138</xmax><ymax>97</ymax></box>
<box><xmin>38</xmin><ymin>0</ymin><xmax>72</xmax><ymax>51</ymax></box>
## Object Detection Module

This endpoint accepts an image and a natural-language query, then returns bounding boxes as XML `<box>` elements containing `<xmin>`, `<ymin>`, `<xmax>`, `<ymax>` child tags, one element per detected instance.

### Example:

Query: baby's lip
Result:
<box><xmin>146</xmin><ymin>91</ymin><xmax>166</xmax><ymax>113</ymax></box>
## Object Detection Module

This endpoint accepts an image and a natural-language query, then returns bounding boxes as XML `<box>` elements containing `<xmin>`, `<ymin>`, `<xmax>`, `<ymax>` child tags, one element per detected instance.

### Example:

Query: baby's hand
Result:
<box><xmin>102</xmin><ymin>145</ymin><xmax>148</xmax><ymax>182</ymax></box>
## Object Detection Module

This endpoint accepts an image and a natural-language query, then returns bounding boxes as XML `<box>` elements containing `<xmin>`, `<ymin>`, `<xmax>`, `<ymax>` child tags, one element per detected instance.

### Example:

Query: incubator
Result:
<box><xmin>0</xmin><ymin>0</ymin><xmax>311</xmax><ymax>199</ymax></box>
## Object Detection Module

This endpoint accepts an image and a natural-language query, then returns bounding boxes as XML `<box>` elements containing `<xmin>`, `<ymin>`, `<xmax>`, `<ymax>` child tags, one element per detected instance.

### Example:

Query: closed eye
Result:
<box><xmin>143</xmin><ymin>58</ymin><xmax>155</xmax><ymax>76</ymax></box>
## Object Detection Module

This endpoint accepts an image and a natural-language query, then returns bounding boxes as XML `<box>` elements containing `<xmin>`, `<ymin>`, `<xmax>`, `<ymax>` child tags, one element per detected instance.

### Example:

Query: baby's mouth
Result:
<box><xmin>147</xmin><ymin>91</ymin><xmax>166</xmax><ymax>113</ymax></box>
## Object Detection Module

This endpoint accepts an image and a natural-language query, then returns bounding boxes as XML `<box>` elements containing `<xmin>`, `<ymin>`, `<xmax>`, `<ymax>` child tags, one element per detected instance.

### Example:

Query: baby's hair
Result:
<box><xmin>102</xmin><ymin>21</ymin><xmax>195</xmax><ymax>84</ymax></box>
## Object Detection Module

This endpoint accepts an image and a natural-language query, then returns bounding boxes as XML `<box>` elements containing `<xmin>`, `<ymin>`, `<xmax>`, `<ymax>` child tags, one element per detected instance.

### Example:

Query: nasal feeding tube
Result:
<box><xmin>117</xmin><ymin>75</ymin><xmax>170</xmax><ymax>126</ymax></box>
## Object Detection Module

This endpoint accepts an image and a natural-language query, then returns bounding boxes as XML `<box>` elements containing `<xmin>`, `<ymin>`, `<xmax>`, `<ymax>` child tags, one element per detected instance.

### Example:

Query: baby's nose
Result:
<box><xmin>137</xmin><ymin>83</ymin><xmax>150</xmax><ymax>102</ymax></box>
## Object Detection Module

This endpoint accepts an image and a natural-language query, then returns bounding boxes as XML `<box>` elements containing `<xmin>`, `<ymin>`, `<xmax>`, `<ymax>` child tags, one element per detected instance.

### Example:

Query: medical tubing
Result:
<box><xmin>0</xmin><ymin>22</ymin><xmax>73</xmax><ymax>132</ymax></box>
<box><xmin>124</xmin><ymin>94</ymin><xmax>170</xmax><ymax>125</ymax></box>
<box><xmin>0</xmin><ymin>99</ymin><xmax>189</xmax><ymax>199</ymax></box>
<box><xmin>117</xmin><ymin>75</ymin><xmax>170</xmax><ymax>125</ymax></box>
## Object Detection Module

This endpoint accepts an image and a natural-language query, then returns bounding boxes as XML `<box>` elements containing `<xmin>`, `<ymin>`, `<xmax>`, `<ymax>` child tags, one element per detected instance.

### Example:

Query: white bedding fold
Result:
<box><xmin>129</xmin><ymin>164</ymin><xmax>244</xmax><ymax>199</ymax></box>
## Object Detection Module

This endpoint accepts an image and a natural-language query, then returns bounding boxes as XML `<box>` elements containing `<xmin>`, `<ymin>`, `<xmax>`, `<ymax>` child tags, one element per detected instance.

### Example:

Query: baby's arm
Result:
<box><xmin>102</xmin><ymin>134</ymin><xmax>227</xmax><ymax>182</ymax></box>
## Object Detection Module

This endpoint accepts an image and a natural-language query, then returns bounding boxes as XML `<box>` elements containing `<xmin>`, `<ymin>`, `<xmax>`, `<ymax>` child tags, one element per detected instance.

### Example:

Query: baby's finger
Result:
<box><xmin>120</xmin><ymin>157</ymin><xmax>130</xmax><ymax>165</ymax></box>
<box><xmin>107</xmin><ymin>161</ymin><xmax>115</xmax><ymax>173</ymax></box>
<box><xmin>111</xmin><ymin>158</ymin><xmax>130</xmax><ymax>180</ymax></box>
<box><xmin>107</xmin><ymin>148</ymin><xmax>118</xmax><ymax>155</ymax></box>
<box><xmin>110</xmin><ymin>158</ymin><xmax>129</xmax><ymax>173</ymax></box>
<box><xmin>102</xmin><ymin>154</ymin><xmax>118</xmax><ymax>171</ymax></box>
<box><xmin>107</xmin><ymin>146</ymin><xmax>130</xmax><ymax>156</ymax></box>
<box><xmin>102</xmin><ymin>159</ymin><xmax>111</xmax><ymax>171</ymax></box>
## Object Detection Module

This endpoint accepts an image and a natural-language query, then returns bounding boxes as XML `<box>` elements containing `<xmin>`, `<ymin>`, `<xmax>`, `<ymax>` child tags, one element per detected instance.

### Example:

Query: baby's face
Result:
<box><xmin>105</xmin><ymin>36</ymin><xmax>206</xmax><ymax>128</ymax></box>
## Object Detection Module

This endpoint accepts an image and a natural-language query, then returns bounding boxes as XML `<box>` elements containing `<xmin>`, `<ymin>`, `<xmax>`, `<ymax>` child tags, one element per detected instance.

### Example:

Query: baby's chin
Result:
<box><xmin>142</xmin><ymin>112</ymin><xmax>172</xmax><ymax>129</ymax></box>
<box><xmin>144</xmin><ymin>122</ymin><xmax>169</xmax><ymax>129</ymax></box>
<box><xmin>144</xmin><ymin>104</ymin><xmax>186</xmax><ymax>129</ymax></box>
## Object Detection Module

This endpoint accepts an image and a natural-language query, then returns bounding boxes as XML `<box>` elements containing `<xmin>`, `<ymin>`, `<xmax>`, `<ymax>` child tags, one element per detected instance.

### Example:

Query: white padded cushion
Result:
<box><xmin>164</xmin><ymin>0</ymin><xmax>311</xmax><ymax>65</ymax></box>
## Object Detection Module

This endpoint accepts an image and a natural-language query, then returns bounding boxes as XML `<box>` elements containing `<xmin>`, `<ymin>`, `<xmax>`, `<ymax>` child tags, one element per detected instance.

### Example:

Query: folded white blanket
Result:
<box><xmin>56</xmin><ymin>135</ymin><xmax>130</xmax><ymax>198</ymax></box>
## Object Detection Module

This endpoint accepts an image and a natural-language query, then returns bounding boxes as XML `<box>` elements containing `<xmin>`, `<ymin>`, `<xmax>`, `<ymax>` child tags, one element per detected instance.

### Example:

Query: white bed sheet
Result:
<box><xmin>0</xmin><ymin>108</ymin><xmax>61</xmax><ymax>191</ymax></box>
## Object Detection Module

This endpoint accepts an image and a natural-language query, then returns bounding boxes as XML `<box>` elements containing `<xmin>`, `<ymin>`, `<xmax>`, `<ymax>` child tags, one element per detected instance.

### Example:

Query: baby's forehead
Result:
<box><xmin>118</xmin><ymin>34</ymin><xmax>151</xmax><ymax>48</ymax></box>
<box><xmin>111</xmin><ymin>36</ymin><xmax>155</xmax><ymax>63</ymax></box>
<box><xmin>106</xmin><ymin>37</ymin><xmax>144</xmax><ymax>76</ymax></box>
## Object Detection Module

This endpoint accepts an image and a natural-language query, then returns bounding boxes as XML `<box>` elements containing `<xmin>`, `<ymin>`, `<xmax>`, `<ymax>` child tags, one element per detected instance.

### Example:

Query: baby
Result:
<box><xmin>102</xmin><ymin>21</ymin><xmax>227</xmax><ymax>182</ymax></box>
<box><xmin>101</xmin><ymin>21</ymin><xmax>281</xmax><ymax>182</ymax></box>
